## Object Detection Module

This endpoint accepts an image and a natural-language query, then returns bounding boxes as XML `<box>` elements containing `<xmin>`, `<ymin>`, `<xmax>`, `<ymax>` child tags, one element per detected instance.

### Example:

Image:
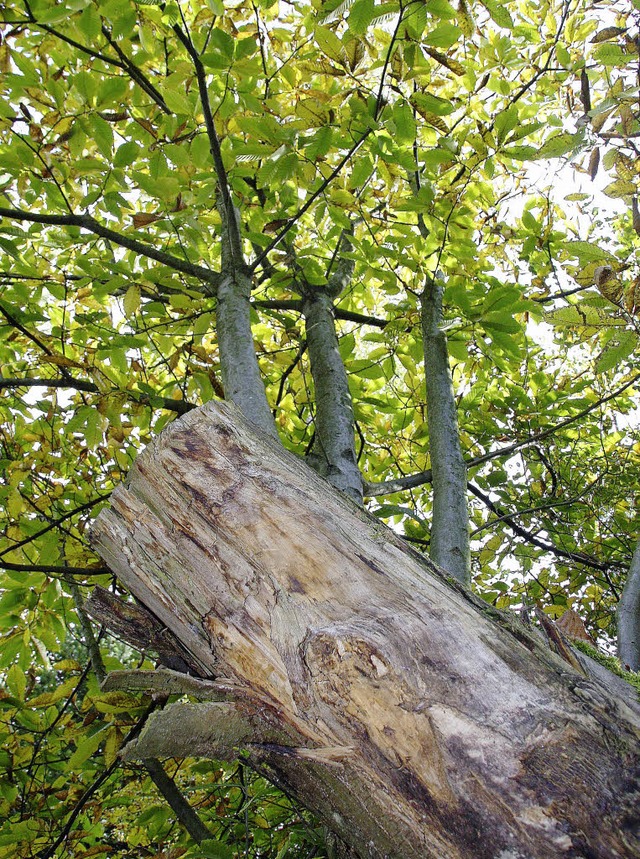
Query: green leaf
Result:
<box><xmin>392</xmin><ymin>100</ymin><xmax>417</xmax><ymax>143</ymax></box>
<box><xmin>314</xmin><ymin>25</ymin><xmax>344</xmax><ymax>62</ymax></box>
<box><xmin>424</xmin><ymin>23</ymin><xmax>462</xmax><ymax>49</ymax></box>
<box><xmin>562</xmin><ymin>241</ymin><xmax>618</xmax><ymax>265</ymax></box>
<box><xmin>479</xmin><ymin>0</ymin><xmax>514</xmax><ymax>29</ymax></box>
<box><xmin>6</xmin><ymin>664</ymin><xmax>26</xmax><ymax>701</ymax></box>
<box><xmin>593</xmin><ymin>43</ymin><xmax>631</xmax><ymax>67</ymax></box>
<box><xmin>410</xmin><ymin>91</ymin><xmax>455</xmax><ymax>117</ymax></box>
<box><xmin>194</xmin><ymin>839</ymin><xmax>235</xmax><ymax>859</ymax></box>
<box><xmin>348</xmin><ymin>0</ymin><xmax>374</xmax><ymax>34</ymax></box>
<box><xmin>114</xmin><ymin>141</ymin><xmax>141</xmax><ymax>168</ymax></box>
<box><xmin>90</xmin><ymin>115</ymin><xmax>114</xmax><ymax>160</ymax></box>
<box><xmin>534</xmin><ymin>130</ymin><xmax>585</xmax><ymax>160</ymax></box>
<box><xmin>595</xmin><ymin>331</ymin><xmax>637</xmax><ymax>373</ymax></box>
<box><xmin>123</xmin><ymin>285</ymin><xmax>141</xmax><ymax>318</ymax></box>
<box><xmin>67</xmin><ymin>728</ymin><xmax>106</xmax><ymax>769</ymax></box>
<box><xmin>0</xmin><ymin>236</ymin><xmax>21</xmax><ymax>260</ymax></box>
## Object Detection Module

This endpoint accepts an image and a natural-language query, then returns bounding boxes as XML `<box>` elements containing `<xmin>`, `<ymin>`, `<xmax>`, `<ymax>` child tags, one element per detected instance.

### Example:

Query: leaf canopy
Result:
<box><xmin>1</xmin><ymin>0</ymin><xmax>639</xmax><ymax>854</ymax></box>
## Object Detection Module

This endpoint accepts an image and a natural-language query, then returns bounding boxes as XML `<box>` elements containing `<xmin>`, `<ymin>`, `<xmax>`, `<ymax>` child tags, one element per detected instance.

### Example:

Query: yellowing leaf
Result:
<box><xmin>123</xmin><ymin>285</ymin><xmax>141</xmax><ymax>317</ymax></box>
<box><xmin>6</xmin><ymin>664</ymin><xmax>26</xmax><ymax>701</ymax></box>
<box><xmin>423</xmin><ymin>47</ymin><xmax>465</xmax><ymax>76</ymax></box>
<box><xmin>456</xmin><ymin>0</ymin><xmax>475</xmax><ymax>37</ymax></box>
<box><xmin>591</xmin><ymin>26</ymin><xmax>627</xmax><ymax>44</ymax></box>
<box><xmin>314</xmin><ymin>25</ymin><xmax>343</xmax><ymax>62</ymax></box>
<box><xmin>603</xmin><ymin>179</ymin><xmax>636</xmax><ymax>198</ymax></box>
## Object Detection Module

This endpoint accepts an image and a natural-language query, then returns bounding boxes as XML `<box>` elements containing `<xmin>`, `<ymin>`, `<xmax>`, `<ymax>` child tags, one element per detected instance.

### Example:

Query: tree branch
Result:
<box><xmin>142</xmin><ymin>758</ymin><xmax>213</xmax><ymax>844</ymax></box>
<box><xmin>0</xmin><ymin>208</ymin><xmax>220</xmax><ymax>288</ymax></box>
<box><xmin>250</xmin><ymin>130</ymin><xmax>372</xmax><ymax>271</ymax></box>
<box><xmin>364</xmin><ymin>374</ymin><xmax>640</xmax><ymax>496</ymax></box>
<box><xmin>0</xmin><ymin>495</ymin><xmax>110</xmax><ymax>558</ymax></box>
<box><xmin>468</xmin><ymin>482</ymin><xmax>618</xmax><ymax>573</ymax></box>
<box><xmin>0</xmin><ymin>376</ymin><xmax>196</xmax><ymax>414</ymax></box>
<box><xmin>300</xmin><ymin>235</ymin><xmax>362</xmax><ymax>503</ymax></box>
<box><xmin>252</xmin><ymin>299</ymin><xmax>389</xmax><ymax>329</ymax></box>
<box><xmin>100</xmin><ymin>24</ymin><xmax>170</xmax><ymax>113</ymax></box>
<box><xmin>0</xmin><ymin>561</ymin><xmax>111</xmax><ymax>576</ymax></box>
<box><xmin>39</xmin><ymin>703</ymin><xmax>158</xmax><ymax>859</ymax></box>
<box><xmin>172</xmin><ymin>23</ymin><xmax>243</xmax><ymax>266</ymax></box>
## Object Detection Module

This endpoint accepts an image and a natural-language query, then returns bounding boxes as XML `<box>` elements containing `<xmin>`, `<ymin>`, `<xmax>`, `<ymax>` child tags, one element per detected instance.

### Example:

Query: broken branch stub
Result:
<box><xmin>90</xmin><ymin>401</ymin><xmax>640</xmax><ymax>859</ymax></box>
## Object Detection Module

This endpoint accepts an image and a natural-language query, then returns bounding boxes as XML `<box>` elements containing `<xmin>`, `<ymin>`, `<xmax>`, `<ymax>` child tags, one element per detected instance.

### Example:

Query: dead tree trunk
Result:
<box><xmin>90</xmin><ymin>402</ymin><xmax>640</xmax><ymax>859</ymax></box>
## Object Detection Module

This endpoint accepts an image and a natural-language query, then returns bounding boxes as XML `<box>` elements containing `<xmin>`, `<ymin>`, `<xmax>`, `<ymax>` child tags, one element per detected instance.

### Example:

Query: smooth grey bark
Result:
<box><xmin>216</xmin><ymin>201</ymin><xmax>279</xmax><ymax>439</ymax></box>
<box><xmin>302</xmin><ymin>289</ymin><xmax>362</xmax><ymax>504</ymax></box>
<box><xmin>300</xmin><ymin>232</ymin><xmax>362</xmax><ymax>504</ymax></box>
<box><xmin>216</xmin><ymin>268</ymin><xmax>278</xmax><ymax>439</ymax></box>
<box><xmin>619</xmin><ymin>536</ymin><xmax>640</xmax><ymax>670</ymax></box>
<box><xmin>421</xmin><ymin>275</ymin><xmax>470</xmax><ymax>585</ymax></box>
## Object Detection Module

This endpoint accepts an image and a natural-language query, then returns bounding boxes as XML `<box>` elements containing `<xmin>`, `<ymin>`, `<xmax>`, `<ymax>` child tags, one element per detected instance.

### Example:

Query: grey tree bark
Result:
<box><xmin>299</xmin><ymin>233</ymin><xmax>362</xmax><ymax>504</ymax></box>
<box><xmin>421</xmin><ymin>274</ymin><xmax>470</xmax><ymax>584</ymax></box>
<box><xmin>619</xmin><ymin>536</ymin><xmax>640</xmax><ymax>670</ymax></box>
<box><xmin>91</xmin><ymin>401</ymin><xmax>640</xmax><ymax>859</ymax></box>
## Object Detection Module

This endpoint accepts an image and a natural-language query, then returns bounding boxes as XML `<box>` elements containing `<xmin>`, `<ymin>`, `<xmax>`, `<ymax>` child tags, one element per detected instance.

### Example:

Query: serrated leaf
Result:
<box><xmin>0</xmin><ymin>235</ymin><xmax>21</xmax><ymax>260</ymax></box>
<box><xmin>456</xmin><ymin>0</ymin><xmax>475</xmax><ymax>37</ymax></box>
<box><xmin>67</xmin><ymin>728</ymin><xmax>106</xmax><ymax>769</ymax></box>
<box><xmin>503</xmin><ymin>144</ymin><xmax>537</xmax><ymax>160</ymax></box>
<box><xmin>348</xmin><ymin>0</ymin><xmax>374</xmax><ymax>34</ymax></box>
<box><xmin>591</xmin><ymin>26</ymin><xmax>627</xmax><ymax>43</ymax></box>
<box><xmin>593</xmin><ymin>43</ymin><xmax>630</xmax><ymax>66</ymax></box>
<box><xmin>535</xmin><ymin>130</ymin><xmax>584</xmax><ymax>159</ymax></box>
<box><xmin>562</xmin><ymin>240</ymin><xmax>618</xmax><ymax>264</ymax></box>
<box><xmin>392</xmin><ymin>100</ymin><xmax>416</xmax><ymax>143</ymax></box>
<box><xmin>494</xmin><ymin>105</ymin><xmax>519</xmax><ymax>144</ymax></box>
<box><xmin>423</xmin><ymin>47</ymin><xmax>465</xmax><ymax>75</ymax></box>
<box><xmin>314</xmin><ymin>25</ymin><xmax>344</xmax><ymax>62</ymax></box>
<box><xmin>603</xmin><ymin>179</ymin><xmax>636</xmax><ymax>198</ymax></box>
<box><xmin>6</xmin><ymin>664</ymin><xmax>26</xmax><ymax>701</ymax></box>
<box><xmin>424</xmin><ymin>23</ymin><xmax>462</xmax><ymax>49</ymax></box>
<box><xmin>410</xmin><ymin>91</ymin><xmax>455</xmax><ymax>117</ymax></box>
<box><xmin>479</xmin><ymin>0</ymin><xmax>513</xmax><ymax>29</ymax></box>
<box><xmin>114</xmin><ymin>141</ymin><xmax>140</xmax><ymax>168</ymax></box>
<box><xmin>595</xmin><ymin>331</ymin><xmax>637</xmax><ymax>373</ymax></box>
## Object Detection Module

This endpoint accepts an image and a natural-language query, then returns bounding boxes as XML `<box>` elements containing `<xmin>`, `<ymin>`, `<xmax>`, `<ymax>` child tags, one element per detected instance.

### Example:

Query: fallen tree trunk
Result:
<box><xmin>90</xmin><ymin>401</ymin><xmax>640</xmax><ymax>859</ymax></box>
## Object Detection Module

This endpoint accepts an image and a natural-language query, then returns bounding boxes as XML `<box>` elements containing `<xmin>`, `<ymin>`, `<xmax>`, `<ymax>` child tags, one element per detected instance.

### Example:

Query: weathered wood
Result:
<box><xmin>85</xmin><ymin>586</ymin><xmax>197</xmax><ymax>673</ymax></box>
<box><xmin>91</xmin><ymin>401</ymin><xmax>640</xmax><ymax>859</ymax></box>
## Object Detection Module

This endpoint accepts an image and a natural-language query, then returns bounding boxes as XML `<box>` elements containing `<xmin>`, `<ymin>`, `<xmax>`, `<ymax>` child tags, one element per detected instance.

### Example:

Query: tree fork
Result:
<box><xmin>90</xmin><ymin>402</ymin><xmax>640</xmax><ymax>859</ymax></box>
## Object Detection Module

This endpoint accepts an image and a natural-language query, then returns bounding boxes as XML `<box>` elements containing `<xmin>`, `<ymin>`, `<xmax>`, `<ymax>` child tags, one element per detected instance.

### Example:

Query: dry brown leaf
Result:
<box><xmin>555</xmin><ymin>609</ymin><xmax>594</xmax><ymax>643</ymax></box>
<box><xmin>132</xmin><ymin>212</ymin><xmax>163</xmax><ymax>228</ymax></box>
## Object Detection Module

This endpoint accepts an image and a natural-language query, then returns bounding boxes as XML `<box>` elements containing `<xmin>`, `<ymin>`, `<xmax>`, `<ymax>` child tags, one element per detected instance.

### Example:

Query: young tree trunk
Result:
<box><xmin>619</xmin><ymin>536</ymin><xmax>640</xmax><ymax>671</ymax></box>
<box><xmin>421</xmin><ymin>274</ymin><xmax>470</xmax><ymax>585</ymax></box>
<box><xmin>90</xmin><ymin>402</ymin><xmax>640</xmax><ymax>859</ymax></box>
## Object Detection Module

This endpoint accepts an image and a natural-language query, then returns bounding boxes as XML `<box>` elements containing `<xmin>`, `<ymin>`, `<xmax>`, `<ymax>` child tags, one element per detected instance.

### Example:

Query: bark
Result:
<box><xmin>421</xmin><ymin>275</ymin><xmax>470</xmax><ymax>585</ymax></box>
<box><xmin>300</xmin><ymin>231</ymin><xmax>363</xmax><ymax>504</ymax></box>
<box><xmin>302</xmin><ymin>289</ymin><xmax>362</xmax><ymax>504</ymax></box>
<box><xmin>619</xmin><ymin>537</ymin><xmax>640</xmax><ymax>670</ymax></box>
<box><xmin>90</xmin><ymin>402</ymin><xmax>640</xmax><ymax>859</ymax></box>
<box><xmin>216</xmin><ymin>198</ymin><xmax>279</xmax><ymax>440</ymax></box>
